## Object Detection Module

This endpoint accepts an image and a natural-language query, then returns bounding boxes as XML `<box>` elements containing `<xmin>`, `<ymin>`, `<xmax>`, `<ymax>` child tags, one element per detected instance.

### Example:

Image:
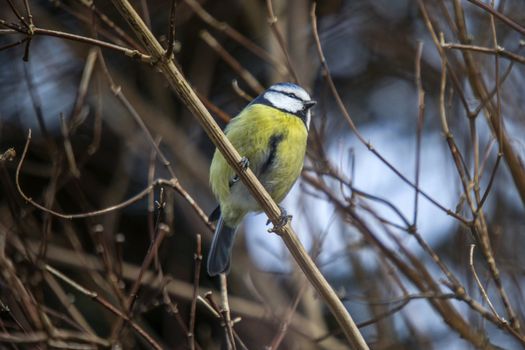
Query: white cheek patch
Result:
<box><xmin>264</xmin><ymin>91</ymin><xmax>303</xmax><ymax>113</ymax></box>
<box><xmin>270</xmin><ymin>84</ymin><xmax>311</xmax><ymax>101</ymax></box>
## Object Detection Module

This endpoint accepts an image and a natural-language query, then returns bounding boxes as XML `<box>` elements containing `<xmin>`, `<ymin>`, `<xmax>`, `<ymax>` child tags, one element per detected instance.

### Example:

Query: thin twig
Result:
<box><xmin>268</xmin><ymin>281</ymin><xmax>308</xmax><ymax>350</ymax></box>
<box><xmin>70</xmin><ymin>48</ymin><xmax>98</xmax><ymax>132</ymax></box>
<box><xmin>189</xmin><ymin>234</ymin><xmax>202</xmax><ymax>350</ymax></box>
<box><xmin>110</xmin><ymin>224</ymin><xmax>170</xmax><ymax>340</ymax></box>
<box><xmin>202</xmin><ymin>291</ymin><xmax>246</xmax><ymax>349</ymax></box>
<box><xmin>45</xmin><ymin>265</ymin><xmax>163</xmax><ymax>350</ymax></box>
<box><xmin>265</xmin><ymin>0</ymin><xmax>300</xmax><ymax>83</ymax></box>
<box><xmin>470</xmin><ymin>61</ymin><xmax>515</xmax><ymax>118</ymax></box>
<box><xmin>413</xmin><ymin>41</ymin><xmax>425</xmax><ymax>226</ymax></box>
<box><xmin>466</xmin><ymin>0</ymin><xmax>525</xmax><ymax>36</ymax></box>
<box><xmin>21</xmin><ymin>0</ymin><xmax>33</xmax><ymax>60</ymax></box>
<box><xmin>437</xmin><ymin>34</ymin><xmax>477</xmax><ymax>216</ymax></box>
<box><xmin>43</xmin><ymin>272</ymin><xmax>96</xmax><ymax>335</ymax></box>
<box><xmin>199</xmin><ymin>293</ymin><xmax>220</xmax><ymax>318</ymax></box>
<box><xmin>182</xmin><ymin>0</ymin><xmax>288</xmax><ymax>75</ymax></box>
<box><xmin>15</xmin><ymin>132</ymin><xmax>179</xmax><ymax>219</ymax></box>
<box><xmin>71</xmin><ymin>0</ymin><xmax>142</xmax><ymax>49</ymax></box>
<box><xmin>0</xmin><ymin>21</ymin><xmax>151</xmax><ymax>61</ymax></box>
<box><xmin>22</xmin><ymin>60</ymin><xmax>53</xmax><ymax>147</ymax></box>
<box><xmin>129</xmin><ymin>224</ymin><xmax>170</xmax><ymax>312</ymax></box>
<box><xmin>147</xmin><ymin>137</ymin><xmax>160</xmax><ymax>268</ymax></box>
<box><xmin>195</xmin><ymin>90</ymin><xmax>232</xmax><ymax>123</ymax></box>
<box><xmin>165</xmin><ymin>0</ymin><xmax>177</xmax><ymax>59</ymax></box>
<box><xmin>0</xmin><ymin>37</ymin><xmax>29</xmax><ymax>52</ymax></box>
<box><xmin>22</xmin><ymin>0</ymin><xmax>34</xmax><ymax>27</ymax></box>
<box><xmin>5</xmin><ymin>0</ymin><xmax>28</xmax><ymax>28</ymax></box>
<box><xmin>59</xmin><ymin>114</ymin><xmax>81</xmax><ymax>178</ymax></box>
<box><xmin>161</xmin><ymin>284</ymin><xmax>199</xmax><ymax>347</ymax></box>
<box><xmin>469</xmin><ymin>245</ymin><xmax>505</xmax><ymax>322</ymax></box>
<box><xmin>87</xmin><ymin>70</ymin><xmax>103</xmax><ymax>155</ymax></box>
<box><xmin>220</xmin><ymin>274</ymin><xmax>236</xmax><ymax>350</ymax></box>
<box><xmin>200</xmin><ymin>30</ymin><xmax>264</xmax><ymax>95</ymax></box>
<box><xmin>231</xmin><ymin>79</ymin><xmax>254</xmax><ymax>102</ymax></box>
<box><xmin>475</xmin><ymin>0</ymin><xmax>503</xmax><ymax>214</ymax></box>
<box><xmin>477</xmin><ymin>153</ymin><xmax>502</xmax><ymax>213</ymax></box>
<box><xmin>442</xmin><ymin>41</ymin><xmax>525</xmax><ymax>65</ymax></box>
<box><xmin>139</xmin><ymin>0</ymin><xmax>152</xmax><ymax>29</ymax></box>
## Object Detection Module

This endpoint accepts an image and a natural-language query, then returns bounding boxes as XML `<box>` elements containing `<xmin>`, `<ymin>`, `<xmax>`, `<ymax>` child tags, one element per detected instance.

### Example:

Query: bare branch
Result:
<box><xmin>45</xmin><ymin>265</ymin><xmax>164</xmax><ymax>350</ymax></box>
<box><xmin>466</xmin><ymin>0</ymin><xmax>525</xmax><ymax>36</ymax></box>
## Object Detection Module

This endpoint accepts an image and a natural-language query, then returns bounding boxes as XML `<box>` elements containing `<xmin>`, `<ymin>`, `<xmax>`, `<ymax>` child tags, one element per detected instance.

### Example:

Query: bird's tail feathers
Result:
<box><xmin>207</xmin><ymin>216</ymin><xmax>237</xmax><ymax>276</ymax></box>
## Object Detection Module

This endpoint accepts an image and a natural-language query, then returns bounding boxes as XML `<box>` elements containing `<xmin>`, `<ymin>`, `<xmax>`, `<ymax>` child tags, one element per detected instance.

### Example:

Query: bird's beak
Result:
<box><xmin>304</xmin><ymin>100</ymin><xmax>317</xmax><ymax>110</ymax></box>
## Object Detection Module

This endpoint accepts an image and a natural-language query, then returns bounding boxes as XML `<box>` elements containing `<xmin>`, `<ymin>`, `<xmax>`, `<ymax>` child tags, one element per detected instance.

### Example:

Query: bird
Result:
<box><xmin>207</xmin><ymin>82</ymin><xmax>316</xmax><ymax>276</ymax></box>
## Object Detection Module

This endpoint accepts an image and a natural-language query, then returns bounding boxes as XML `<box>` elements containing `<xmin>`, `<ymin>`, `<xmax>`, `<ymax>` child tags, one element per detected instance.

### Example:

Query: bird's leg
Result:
<box><xmin>267</xmin><ymin>206</ymin><xmax>292</xmax><ymax>233</ymax></box>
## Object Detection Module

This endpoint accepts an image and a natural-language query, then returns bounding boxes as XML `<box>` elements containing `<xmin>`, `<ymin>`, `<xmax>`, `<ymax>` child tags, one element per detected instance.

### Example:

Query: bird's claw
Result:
<box><xmin>230</xmin><ymin>157</ymin><xmax>250</xmax><ymax>186</ymax></box>
<box><xmin>267</xmin><ymin>206</ymin><xmax>292</xmax><ymax>233</ymax></box>
<box><xmin>239</xmin><ymin>156</ymin><xmax>250</xmax><ymax>170</ymax></box>
<box><xmin>231</xmin><ymin>174</ymin><xmax>240</xmax><ymax>184</ymax></box>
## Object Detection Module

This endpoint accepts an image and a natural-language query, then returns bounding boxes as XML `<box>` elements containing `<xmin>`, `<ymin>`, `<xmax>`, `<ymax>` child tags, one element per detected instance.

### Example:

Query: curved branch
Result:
<box><xmin>16</xmin><ymin>130</ymin><xmax>180</xmax><ymax>220</ymax></box>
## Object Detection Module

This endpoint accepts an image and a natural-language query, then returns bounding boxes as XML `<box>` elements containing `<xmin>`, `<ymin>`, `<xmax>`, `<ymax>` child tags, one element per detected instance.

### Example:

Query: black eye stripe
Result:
<box><xmin>268</xmin><ymin>89</ymin><xmax>307</xmax><ymax>102</ymax></box>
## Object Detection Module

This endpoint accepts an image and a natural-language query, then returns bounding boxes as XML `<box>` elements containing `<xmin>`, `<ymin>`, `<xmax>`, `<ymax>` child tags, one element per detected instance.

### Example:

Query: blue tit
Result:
<box><xmin>207</xmin><ymin>82</ymin><xmax>316</xmax><ymax>276</ymax></box>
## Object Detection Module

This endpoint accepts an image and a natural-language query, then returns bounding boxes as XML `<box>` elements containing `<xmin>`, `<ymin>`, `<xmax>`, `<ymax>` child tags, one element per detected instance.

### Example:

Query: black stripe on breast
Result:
<box><xmin>261</xmin><ymin>133</ymin><xmax>285</xmax><ymax>175</ymax></box>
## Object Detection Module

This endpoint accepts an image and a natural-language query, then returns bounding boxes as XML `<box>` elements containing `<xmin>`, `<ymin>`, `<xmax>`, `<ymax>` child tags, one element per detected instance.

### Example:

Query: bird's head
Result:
<box><xmin>253</xmin><ymin>82</ymin><xmax>316</xmax><ymax>130</ymax></box>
